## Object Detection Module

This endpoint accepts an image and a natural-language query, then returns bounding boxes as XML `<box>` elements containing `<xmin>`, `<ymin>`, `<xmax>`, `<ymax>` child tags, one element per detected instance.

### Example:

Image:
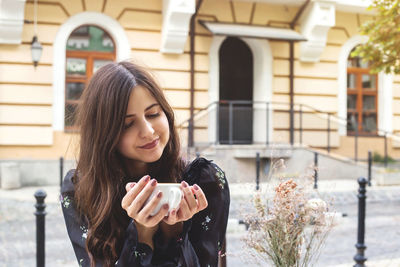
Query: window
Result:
<box><xmin>65</xmin><ymin>25</ymin><xmax>116</xmax><ymax>130</ymax></box>
<box><xmin>347</xmin><ymin>48</ymin><xmax>378</xmax><ymax>135</ymax></box>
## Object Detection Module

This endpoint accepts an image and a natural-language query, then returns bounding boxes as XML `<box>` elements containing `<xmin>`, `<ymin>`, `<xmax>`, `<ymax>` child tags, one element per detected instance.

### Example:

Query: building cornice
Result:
<box><xmin>232</xmin><ymin>0</ymin><xmax>372</xmax><ymax>14</ymax></box>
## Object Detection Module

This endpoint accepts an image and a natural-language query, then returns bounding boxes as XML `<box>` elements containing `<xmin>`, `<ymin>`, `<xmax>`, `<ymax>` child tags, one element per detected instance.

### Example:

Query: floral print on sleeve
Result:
<box><xmin>60</xmin><ymin>194</ymin><xmax>71</xmax><ymax>209</ymax></box>
<box><xmin>214</xmin><ymin>165</ymin><xmax>226</xmax><ymax>189</ymax></box>
<box><xmin>80</xmin><ymin>225</ymin><xmax>88</xmax><ymax>241</ymax></box>
<box><xmin>201</xmin><ymin>215</ymin><xmax>212</xmax><ymax>231</ymax></box>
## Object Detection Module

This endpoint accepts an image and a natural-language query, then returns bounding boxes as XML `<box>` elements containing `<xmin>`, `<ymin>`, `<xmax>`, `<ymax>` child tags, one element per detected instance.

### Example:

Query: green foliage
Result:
<box><xmin>372</xmin><ymin>151</ymin><xmax>395</xmax><ymax>163</ymax></box>
<box><xmin>351</xmin><ymin>0</ymin><xmax>400</xmax><ymax>74</ymax></box>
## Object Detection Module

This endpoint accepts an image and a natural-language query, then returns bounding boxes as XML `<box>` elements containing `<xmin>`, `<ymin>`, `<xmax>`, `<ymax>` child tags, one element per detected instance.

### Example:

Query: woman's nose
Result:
<box><xmin>139</xmin><ymin>119</ymin><xmax>155</xmax><ymax>138</ymax></box>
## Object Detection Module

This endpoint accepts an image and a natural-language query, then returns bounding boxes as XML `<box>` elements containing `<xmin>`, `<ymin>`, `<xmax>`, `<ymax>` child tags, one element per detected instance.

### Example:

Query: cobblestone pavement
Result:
<box><xmin>0</xmin><ymin>192</ymin><xmax>76</xmax><ymax>267</ymax></box>
<box><xmin>0</xmin><ymin>183</ymin><xmax>399</xmax><ymax>266</ymax></box>
<box><xmin>226</xmin><ymin>201</ymin><xmax>400</xmax><ymax>267</ymax></box>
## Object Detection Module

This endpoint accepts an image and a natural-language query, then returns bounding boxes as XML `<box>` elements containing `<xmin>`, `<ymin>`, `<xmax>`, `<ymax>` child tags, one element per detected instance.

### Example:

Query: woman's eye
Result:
<box><xmin>124</xmin><ymin>121</ymin><xmax>134</xmax><ymax>129</ymax></box>
<box><xmin>147</xmin><ymin>113</ymin><xmax>160</xmax><ymax>118</ymax></box>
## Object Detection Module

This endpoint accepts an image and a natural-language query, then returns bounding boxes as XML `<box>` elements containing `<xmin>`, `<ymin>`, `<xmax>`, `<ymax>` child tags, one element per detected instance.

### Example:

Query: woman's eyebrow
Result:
<box><xmin>125</xmin><ymin>103</ymin><xmax>159</xmax><ymax>118</ymax></box>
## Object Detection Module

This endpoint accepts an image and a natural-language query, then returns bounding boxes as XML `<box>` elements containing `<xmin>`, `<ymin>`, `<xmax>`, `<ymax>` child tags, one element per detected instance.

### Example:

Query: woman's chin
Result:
<box><xmin>141</xmin><ymin>150</ymin><xmax>163</xmax><ymax>163</ymax></box>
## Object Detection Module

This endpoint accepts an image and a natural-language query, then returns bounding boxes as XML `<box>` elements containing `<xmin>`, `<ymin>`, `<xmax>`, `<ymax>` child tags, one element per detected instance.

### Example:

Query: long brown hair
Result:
<box><xmin>74</xmin><ymin>61</ymin><xmax>184</xmax><ymax>266</ymax></box>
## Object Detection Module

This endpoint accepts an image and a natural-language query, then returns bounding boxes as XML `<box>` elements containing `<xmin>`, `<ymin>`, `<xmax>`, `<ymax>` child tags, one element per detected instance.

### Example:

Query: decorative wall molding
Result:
<box><xmin>299</xmin><ymin>0</ymin><xmax>336</xmax><ymax>62</ymax></box>
<box><xmin>0</xmin><ymin>0</ymin><xmax>26</xmax><ymax>44</ymax></box>
<box><xmin>233</xmin><ymin>0</ymin><xmax>372</xmax><ymax>14</ymax></box>
<box><xmin>335</xmin><ymin>0</ymin><xmax>372</xmax><ymax>14</ymax></box>
<box><xmin>161</xmin><ymin>0</ymin><xmax>195</xmax><ymax>54</ymax></box>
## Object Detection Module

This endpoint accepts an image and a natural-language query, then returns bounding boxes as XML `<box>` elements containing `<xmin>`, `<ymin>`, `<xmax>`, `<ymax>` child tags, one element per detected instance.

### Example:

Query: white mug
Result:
<box><xmin>145</xmin><ymin>183</ymin><xmax>183</xmax><ymax>216</ymax></box>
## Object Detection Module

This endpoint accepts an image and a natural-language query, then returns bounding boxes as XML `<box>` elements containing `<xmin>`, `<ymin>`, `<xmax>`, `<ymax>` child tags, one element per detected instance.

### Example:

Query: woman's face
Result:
<box><xmin>117</xmin><ymin>85</ymin><xmax>170</xmax><ymax>167</ymax></box>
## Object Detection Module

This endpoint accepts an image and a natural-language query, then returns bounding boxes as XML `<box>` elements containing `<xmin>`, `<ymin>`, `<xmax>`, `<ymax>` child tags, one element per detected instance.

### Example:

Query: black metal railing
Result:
<box><xmin>178</xmin><ymin>100</ymin><xmax>398</xmax><ymax>163</ymax></box>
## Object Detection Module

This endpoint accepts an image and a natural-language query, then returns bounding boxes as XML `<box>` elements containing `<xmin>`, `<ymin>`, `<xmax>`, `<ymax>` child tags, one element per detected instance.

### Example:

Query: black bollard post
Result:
<box><xmin>354</xmin><ymin>177</ymin><xmax>367</xmax><ymax>267</ymax></box>
<box><xmin>35</xmin><ymin>189</ymin><xmax>47</xmax><ymax>267</ymax></box>
<box><xmin>59</xmin><ymin>156</ymin><xmax>64</xmax><ymax>188</ymax></box>
<box><xmin>256</xmin><ymin>152</ymin><xmax>260</xmax><ymax>191</ymax></box>
<box><xmin>367</xmin><ymin>151</ymin><xmax>372</xmax><ymax>186</ymax></box>
<box><xmin>314</xmin><ymin>152</ymin><xmax>318</xmax><ymax>189</ymax></box>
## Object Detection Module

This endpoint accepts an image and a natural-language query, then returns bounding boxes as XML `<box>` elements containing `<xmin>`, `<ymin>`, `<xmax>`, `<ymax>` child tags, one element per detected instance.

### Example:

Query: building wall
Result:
<box><xmin>0</xmin><ymin>0</ymin><xmax>209</xmax><ymax>159</ymax></box>
<box><xmin>0</xmin><ymin>0</ymin><xmax>399</xmax><ymax>161</ymax></box>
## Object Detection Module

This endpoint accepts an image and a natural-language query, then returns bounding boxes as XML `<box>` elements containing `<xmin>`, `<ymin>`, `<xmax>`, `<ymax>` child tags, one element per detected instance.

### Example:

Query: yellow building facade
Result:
<box><xmin>1</xmin><ymin>0</ymin><xmax>399</xmax><ymax>185</ymax></box>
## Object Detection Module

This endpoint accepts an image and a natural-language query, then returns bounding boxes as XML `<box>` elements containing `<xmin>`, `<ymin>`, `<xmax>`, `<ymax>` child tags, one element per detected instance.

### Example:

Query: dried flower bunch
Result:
<box><xmin>243</xmin><ymin>179</ymin><xmax>332</xmax><ymax>267</ymax></box>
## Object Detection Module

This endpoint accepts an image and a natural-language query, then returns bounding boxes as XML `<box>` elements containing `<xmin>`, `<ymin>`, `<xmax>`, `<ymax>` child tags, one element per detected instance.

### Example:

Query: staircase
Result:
<box><xmin>178</xmin><ymin>100</ymin><xmax>400</xmax><ymax>184</ymax></box>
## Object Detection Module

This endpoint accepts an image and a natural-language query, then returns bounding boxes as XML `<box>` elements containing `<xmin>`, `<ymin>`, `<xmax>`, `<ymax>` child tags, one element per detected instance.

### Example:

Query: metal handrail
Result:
<box><xmin>178</xmin><ymin>100</ymin><xmax>398</xmax><ymax>162</ymax></box>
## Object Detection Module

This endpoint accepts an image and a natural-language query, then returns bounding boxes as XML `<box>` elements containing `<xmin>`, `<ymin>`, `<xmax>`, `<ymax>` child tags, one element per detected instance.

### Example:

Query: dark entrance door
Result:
<box><xmin>218</xmin><ymin>37</ymin><xmax>253</xmax><ymax>144</ymax></box>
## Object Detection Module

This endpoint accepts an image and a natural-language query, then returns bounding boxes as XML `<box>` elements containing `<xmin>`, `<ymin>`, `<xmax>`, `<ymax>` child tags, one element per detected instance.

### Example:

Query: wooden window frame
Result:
<box><xmin>347</xmin><ymin>67</ymin><xmax>378</xmax><ymax>136</ymax></box>
<box><xmin>65</xmin><ymin>49</ymin><xmax>116</xmax><ymax>132</ymax></box>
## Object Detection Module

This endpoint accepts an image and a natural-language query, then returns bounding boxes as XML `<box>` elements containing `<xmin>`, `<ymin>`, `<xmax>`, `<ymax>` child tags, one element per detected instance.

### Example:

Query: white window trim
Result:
<box><xmin>208</xmin><ymin>36</ymin><xmax>273</xmax><ymax>144</ymax></box>
<box><xmin>338</xmin><ymin>35</ymin><xmax>392</xmax><ymax>136</ymax></box>
<box><xmin>52</xmin><ymin>12</ymin><xmax>131</xmax><ymax>131</ymax></box>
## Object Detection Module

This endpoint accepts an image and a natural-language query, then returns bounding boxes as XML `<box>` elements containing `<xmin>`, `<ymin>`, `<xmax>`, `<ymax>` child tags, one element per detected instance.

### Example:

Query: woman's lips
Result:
<box><xmin>139</xmin><ymin>138</ymin><xmax>159</xmax><ymax>149</ymax></box>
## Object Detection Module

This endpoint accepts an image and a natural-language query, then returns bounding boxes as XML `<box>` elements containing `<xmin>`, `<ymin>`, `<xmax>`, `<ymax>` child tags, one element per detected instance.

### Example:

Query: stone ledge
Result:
<box><xmin>376</xmin><ymin>172</ymin><xmax>400</xmax><ymax>186</ymax></box>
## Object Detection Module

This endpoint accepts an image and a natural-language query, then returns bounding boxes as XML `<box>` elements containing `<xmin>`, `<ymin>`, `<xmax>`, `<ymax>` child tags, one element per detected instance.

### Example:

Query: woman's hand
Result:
<box><xmin>121</xmin><ymin>175</ymin><xmax>169</xmax><ymax>228</ymax></box>
<box><xmin>162</xmin><ymin>181</ymin><xmax>208</xmax><ymax>225</ymax></box>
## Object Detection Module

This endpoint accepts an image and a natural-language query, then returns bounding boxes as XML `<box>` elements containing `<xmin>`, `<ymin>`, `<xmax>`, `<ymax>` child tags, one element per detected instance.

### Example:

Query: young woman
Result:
<box><xmin>60</xmin><ymin>61</ymin><xmax>230</xmax><ymax>267</ymax></box>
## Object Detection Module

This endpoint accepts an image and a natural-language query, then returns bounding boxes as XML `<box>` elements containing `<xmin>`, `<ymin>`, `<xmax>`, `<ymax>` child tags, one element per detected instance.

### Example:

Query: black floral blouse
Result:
<box><xmin>60</xmin><ymin>158</ymin><xmax>230</xmax><ymax>267</ymax></box>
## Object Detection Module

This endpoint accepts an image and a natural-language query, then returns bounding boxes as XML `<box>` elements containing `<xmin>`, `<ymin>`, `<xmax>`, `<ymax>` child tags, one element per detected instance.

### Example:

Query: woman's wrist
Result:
<box><xmin>134</xmin><ymin>220</ymin><xmax>158</xmax><ymax>250</ymax></box>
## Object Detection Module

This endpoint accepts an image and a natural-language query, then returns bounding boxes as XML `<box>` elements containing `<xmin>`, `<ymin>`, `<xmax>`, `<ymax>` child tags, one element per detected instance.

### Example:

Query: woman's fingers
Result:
<box><xmin>122</xmin><ymin>179</ymin><xmax>208</xmax><ymax>226</ymax></box>
<box><xmin>125</xmin><ymin>182</ymin><xmax>136</xmax><ymax>193</ymax></box>
<box><xmin>147</xmin><ymin>203</ymin><xmax>170</xmax><ymax>225</ymax></box>
<box><xmin>126</xmin><ymin>178</ymin><xmax>157</xmax><ymax>218</ymax></box>
<box><xmin>177</xmin><ymin>197</ymin><xmax>191</xmax><ymax>220</ymax></box>
<box><xmin>162</xmin><ymin>183</ymin><xmax>208</xmax><ymax>225</ymax></box>
<box><xmin>121</xmin><ymin>175</ymin><xmax>150</xmax><ymax>210</ymax></box>
<box><xmin>192</xmin><ymin>184</ymin><xmax>208</xmax><ymax>211</ymax></box>
<box><xmin>163</xmin><ymin>208</ymin><xmax>178</xmax><ymax>224</ymax></box>
<box><xmin>181</xmin><ymin>181</ymin><xmax>197</xmax><ymax>212</ymax></box>
<box><xmin>139</xmin><ymin>190</ymin><xmax>163</xmax><ymax>217</ymax></box>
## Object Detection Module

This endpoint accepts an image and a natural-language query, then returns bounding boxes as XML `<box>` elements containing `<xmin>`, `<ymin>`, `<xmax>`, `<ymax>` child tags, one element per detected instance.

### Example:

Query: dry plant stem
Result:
<box><xmin>243</xmin><ymin>178</ymin><xmax>333</xmax><ymax>267</ymax></box>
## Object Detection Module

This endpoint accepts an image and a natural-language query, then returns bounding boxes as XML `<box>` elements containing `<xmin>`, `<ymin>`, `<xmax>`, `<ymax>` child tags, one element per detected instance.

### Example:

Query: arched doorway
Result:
<box><xmin>64</xmin><ymin>25</ymin><xmax>116</xmax><ymax>130</ymax></box>
<box><xmin>218</xmin><ymin>37</ymin><xmax>253</xmax><ymax>144</ymax></box>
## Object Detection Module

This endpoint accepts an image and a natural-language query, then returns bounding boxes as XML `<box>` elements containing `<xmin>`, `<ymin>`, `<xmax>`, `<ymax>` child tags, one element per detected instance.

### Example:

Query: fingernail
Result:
<box><xmin>193</xmin><ymin>184</ymin><xmax>199</xmax><ymax>190</ymax></box>
<box><xmin>157</xmin><ymin>191</ymin><xmax>162</xmax><ymax>198</ymax></box>
<box><xmin>182</xmin><ymin>181</ymin><xmax>188</xmax><ymax>188</ymax></box>
<box><xmin>143</xmin><ymin>175</ymin><xmax>150</xmax><ymax>182</ymax></box>
<box><xmin>163</xmin><ymin>203</ymin><xmax>169</xmax><ymax>209</ymax></box>
<box><xmin>130</xmin><ymin>182</ymin><xmax>136</xmax><ymax>188</ymax></box>
<box><xmin>171</xmin><ymin>209</ymin><xmax>176</xmax><ymax>215</ymax></box>
<box><xmin>151</xmin><ymin>179</ymin><xmax>157</xmax><ymax>186</ymax></box>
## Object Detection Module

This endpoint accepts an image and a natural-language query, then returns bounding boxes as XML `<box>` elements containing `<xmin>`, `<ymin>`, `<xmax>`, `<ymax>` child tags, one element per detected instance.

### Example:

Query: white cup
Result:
<box><xmin>145</xmin><ymin>183</ymin><xmax>183</xmax><ymax>216</ymax></box>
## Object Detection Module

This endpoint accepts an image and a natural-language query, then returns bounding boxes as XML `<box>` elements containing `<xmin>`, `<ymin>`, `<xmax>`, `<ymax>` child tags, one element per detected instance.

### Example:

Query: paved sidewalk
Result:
<box><xmin>228</xmin><ymin>179</ymin><xmax>400</xmax><ymax>219</ymax></box>
<box><xmin>0</xmin><ymin>180</ymin><xmax>399</xmax><ymax>266</ymax></box>
<box><xmin>1</xmin><ymin>179</ymin><xmax>399</xmax><ymax>205</ymax></box>
<box><xmin>229</xmin><ymin>179</ymin><xmax>400</xmax><ymax>202</ymax></box>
